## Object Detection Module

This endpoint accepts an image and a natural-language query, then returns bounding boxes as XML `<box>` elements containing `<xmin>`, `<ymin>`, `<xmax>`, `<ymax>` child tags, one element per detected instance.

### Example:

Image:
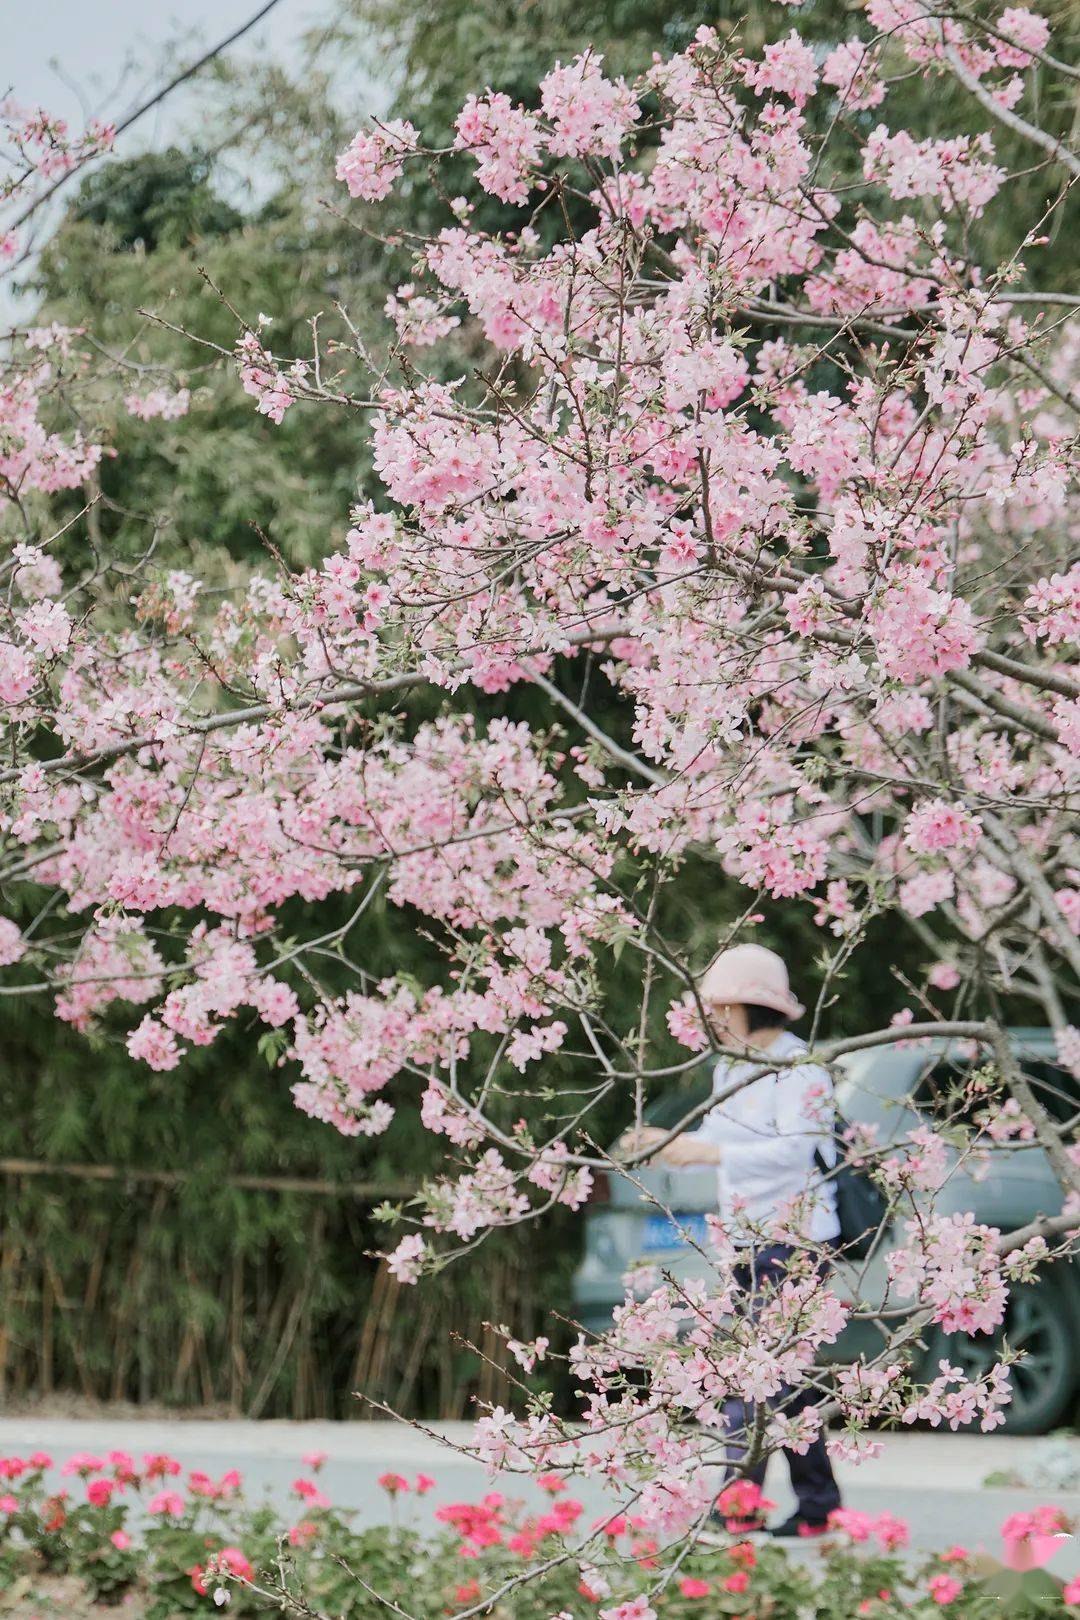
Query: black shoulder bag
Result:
<box><xmin>813</xmin><ymin>1119</ymin><xmax>889</xmax><ymax>1261</ymax></box>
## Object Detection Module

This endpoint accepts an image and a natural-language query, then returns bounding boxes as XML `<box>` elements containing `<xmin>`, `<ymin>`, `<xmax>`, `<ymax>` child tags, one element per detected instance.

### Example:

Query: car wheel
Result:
<box><xmin>921</xmin><ymin>1272</ymin><xmax>1079</xmax><ymax>1436</ymax></box>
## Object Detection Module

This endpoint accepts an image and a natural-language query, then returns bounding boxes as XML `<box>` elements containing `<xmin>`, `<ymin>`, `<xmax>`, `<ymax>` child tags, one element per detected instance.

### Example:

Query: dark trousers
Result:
<box><xmin>723</xmin><ymin>1242</ymin><xmax>842</xmax><ymax>1524</ymax></box>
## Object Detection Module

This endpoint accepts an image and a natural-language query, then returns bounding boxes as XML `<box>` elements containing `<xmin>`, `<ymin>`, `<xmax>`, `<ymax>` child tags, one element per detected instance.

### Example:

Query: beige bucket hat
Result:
<box><xmin>699</xmin><ymin>943</ymin><xmax>805</xmax><ymax>1021</ymax></box>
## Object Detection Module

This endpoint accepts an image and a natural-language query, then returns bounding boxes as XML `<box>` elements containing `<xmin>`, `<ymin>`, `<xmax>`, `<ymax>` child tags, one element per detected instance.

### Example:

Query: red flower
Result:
<box><xmin>41</xmin><ymin>1496</ymin><xmax>67</xmax><ymax>1532</ymax></box>
<box><xmin>715</xmin><ymin>1479</ymin><xmax>775</xmax><ymax>1530</ymax></box>
<box><xmin>142</xmin><ymin>1453</ymin><xmax>181</xmax><ymax>1481</ymax></box>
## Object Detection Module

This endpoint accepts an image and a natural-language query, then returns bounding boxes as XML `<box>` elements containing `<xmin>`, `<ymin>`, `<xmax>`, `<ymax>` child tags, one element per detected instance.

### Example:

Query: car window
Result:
<box><xmin>1013</xmin><ymin>1059</ymin><xmax>1080</xmax><ymax>1126</ymax></box>
<box><xmin>913</xmin><ymin>1059</ymin><xmax>983</xmax><ymax>1126</ymax></box>
<box><xmin>834</xmin><ymin>1049</ymin><xmax>885</xmax><ymax>1114</ymax></box>
<box><xmin>913</xmin><ymin>1054</ymin><xmax>1078</xmax><ymax>1130</ymax></box>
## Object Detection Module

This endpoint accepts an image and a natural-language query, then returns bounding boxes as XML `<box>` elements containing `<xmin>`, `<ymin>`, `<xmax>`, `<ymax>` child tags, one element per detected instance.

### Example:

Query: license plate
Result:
<box><xmin>641</xmin><ymin>1212</ymin><xmax>709</xmax><ymax>1252</ymax></box>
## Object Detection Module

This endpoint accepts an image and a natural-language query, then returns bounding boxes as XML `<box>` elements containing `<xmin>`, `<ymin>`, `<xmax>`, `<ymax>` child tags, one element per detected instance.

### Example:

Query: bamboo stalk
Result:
<box><xmin>439</xmin><ymin>1318</ymin><xmax>453</xmax><ymax>1419</ymax></box>
<box><xmin>110</xmin><ymin>1188</ymin><xmax>168</xmax><ymax>1401</ymax></box>
<box><xmin>0</xmin><ymin>1231</ymin><xmax>22</xmax><ymax>1400</ymax></box>
<box><xmin>42</xmin><ymin>1252</ymin><xmax>96</xmax><ymax>1402</ymax></box>
<box><xmin>351</xmin><ymin>1260</ymin><xmax>389</xmax><ymax>1395</ymax></box>
<box><xmin>229</xmin><ymin>1249</ymin><xmax>246</xmax><ymax>1415</ymax></box>
<box><xmin>172</xmin><ymin>1320</ymin><xmax>198</xmax><ymax>1400</ymax></box>
<box><xmin>393</xmin><ymin>1292</ymin><xmax>436</xmax><ymax>1413</ymax></box>
<box><xmin>41</xmin><ymin>1267</ymin><xmax>53</xmax><ymax>1395</ymax></box>
<box><xmin>247</xmin><ymin>1255</ymin><xmax>318</xmax><ymax>1418</ymax></box>
<box><xmin>365</xmin><ymin>1265</ymin><xmax>400</xmax><ymax>1404</ymax></box>
<box><xmin>478</xmin><ymin>1262</ymin><xmax>503</xmax><ymax>1410</ymax></box>
<box><xmin>82</xmin><ymin>1228</ymin><xmax>109</xmax><ymax>1321</ymax></box>
<box><xmin>196</xmin><ymin>1324</ymin><xmax>214</xmax><ymax>1408</ymax></box>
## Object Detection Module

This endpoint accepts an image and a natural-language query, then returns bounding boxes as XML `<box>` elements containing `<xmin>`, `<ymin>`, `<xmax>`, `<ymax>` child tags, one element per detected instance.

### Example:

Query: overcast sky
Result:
<box><xmin>5</xmin><ymin>1</ymin><xmax>389</xmax><ymax>315</ymax></box>
<box><xmin>9</xmin><ymin>0</ymin><xmax>327</xmax><ymax>144</ymax></box>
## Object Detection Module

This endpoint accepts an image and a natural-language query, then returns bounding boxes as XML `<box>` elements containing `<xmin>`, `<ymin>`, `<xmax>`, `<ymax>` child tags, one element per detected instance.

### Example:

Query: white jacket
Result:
<box><xmin>692</xmin><ymin>1030</ymin><xmax>840</xmax><ymax>1245</ymax></box>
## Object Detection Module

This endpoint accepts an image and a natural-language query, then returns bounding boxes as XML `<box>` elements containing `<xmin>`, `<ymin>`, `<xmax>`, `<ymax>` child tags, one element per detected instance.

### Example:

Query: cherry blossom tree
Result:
<box><xmin>3</xmin><ymin>0</ymin><xmax>1080</xmax><ymax>1601</ymax></box>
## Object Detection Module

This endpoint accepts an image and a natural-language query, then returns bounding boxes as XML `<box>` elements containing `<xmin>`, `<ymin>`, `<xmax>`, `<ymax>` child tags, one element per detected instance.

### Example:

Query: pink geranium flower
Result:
<box><xmin>1001</xmin><ymin>1507</ymin><xmax>1070</xmax><ymax>1570</ymax></box>
<box><xmin>928</xmin><ymin>1573</ymin><xmax>963</xmax><ymax>1605</ymax></box>
<box><xmin>61</xmin><ymin>1453</ymin><xmax>105</xmax><ymax>1477</ymax></box>
<box><xmin>147</xmin><ymin>1490</ymin><xmax>185</xmax><ymax>1517</ymax></box>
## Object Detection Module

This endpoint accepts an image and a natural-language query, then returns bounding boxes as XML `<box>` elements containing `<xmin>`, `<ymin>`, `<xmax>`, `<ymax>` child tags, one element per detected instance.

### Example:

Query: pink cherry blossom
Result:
<box><xmin>124</xmin><ymin>387</ymin><xmax>190</xmax><ymax>421</ymax></box>
<box><xmin>455</xmin><ymin>95</ymin><xmax>542</xmax><ymax>205</ymax></box>
<box><xmin>385</xmin><ymin>1234</ymin><xmax>427</xmax><ymax>1284</ymax></box>
<box><xmin>0</xmin><ymin>919</ymin><xmax>26</xmax><ymax>966</ymax></box>
<box><xmin>335</xmin><ymin>119</ymin><xmax>418</xmax><ymax>201</ymax></box>
<box><xmin>903</xmin><ymin>800</ymin><xmax>983</xmax><ymax>855</ymax></box>
<box><xmin>539</xmin><ymin>56</ymin><xmax>638</xmax><ymax>159</ymax></box>
<box><xmin>822</xmin><ymin>40</ymin><xmax>886</xmax><ymax>110</ymax></box>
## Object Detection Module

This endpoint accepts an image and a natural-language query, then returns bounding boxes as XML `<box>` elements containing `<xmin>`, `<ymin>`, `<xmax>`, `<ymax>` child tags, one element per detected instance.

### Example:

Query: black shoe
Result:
<box><xmin>769</xmin><ymin>1513</ymin><xmax>830</xmax><ymax>1539</ymax></box>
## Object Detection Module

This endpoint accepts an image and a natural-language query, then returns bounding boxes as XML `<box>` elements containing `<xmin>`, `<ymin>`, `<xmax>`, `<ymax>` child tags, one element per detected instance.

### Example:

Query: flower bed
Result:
<box><xmin>0</xmin><ymin>1452</ymin><xmax>1075</xmax><ymax>1619</ymax></box>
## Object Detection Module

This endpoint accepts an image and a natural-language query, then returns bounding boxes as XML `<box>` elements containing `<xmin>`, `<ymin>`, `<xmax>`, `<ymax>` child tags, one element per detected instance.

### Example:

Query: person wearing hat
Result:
<box><xmin>626</xmin><ymin>943</ymin><xmax>842</xmax><ymax>1537</ymax></box>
